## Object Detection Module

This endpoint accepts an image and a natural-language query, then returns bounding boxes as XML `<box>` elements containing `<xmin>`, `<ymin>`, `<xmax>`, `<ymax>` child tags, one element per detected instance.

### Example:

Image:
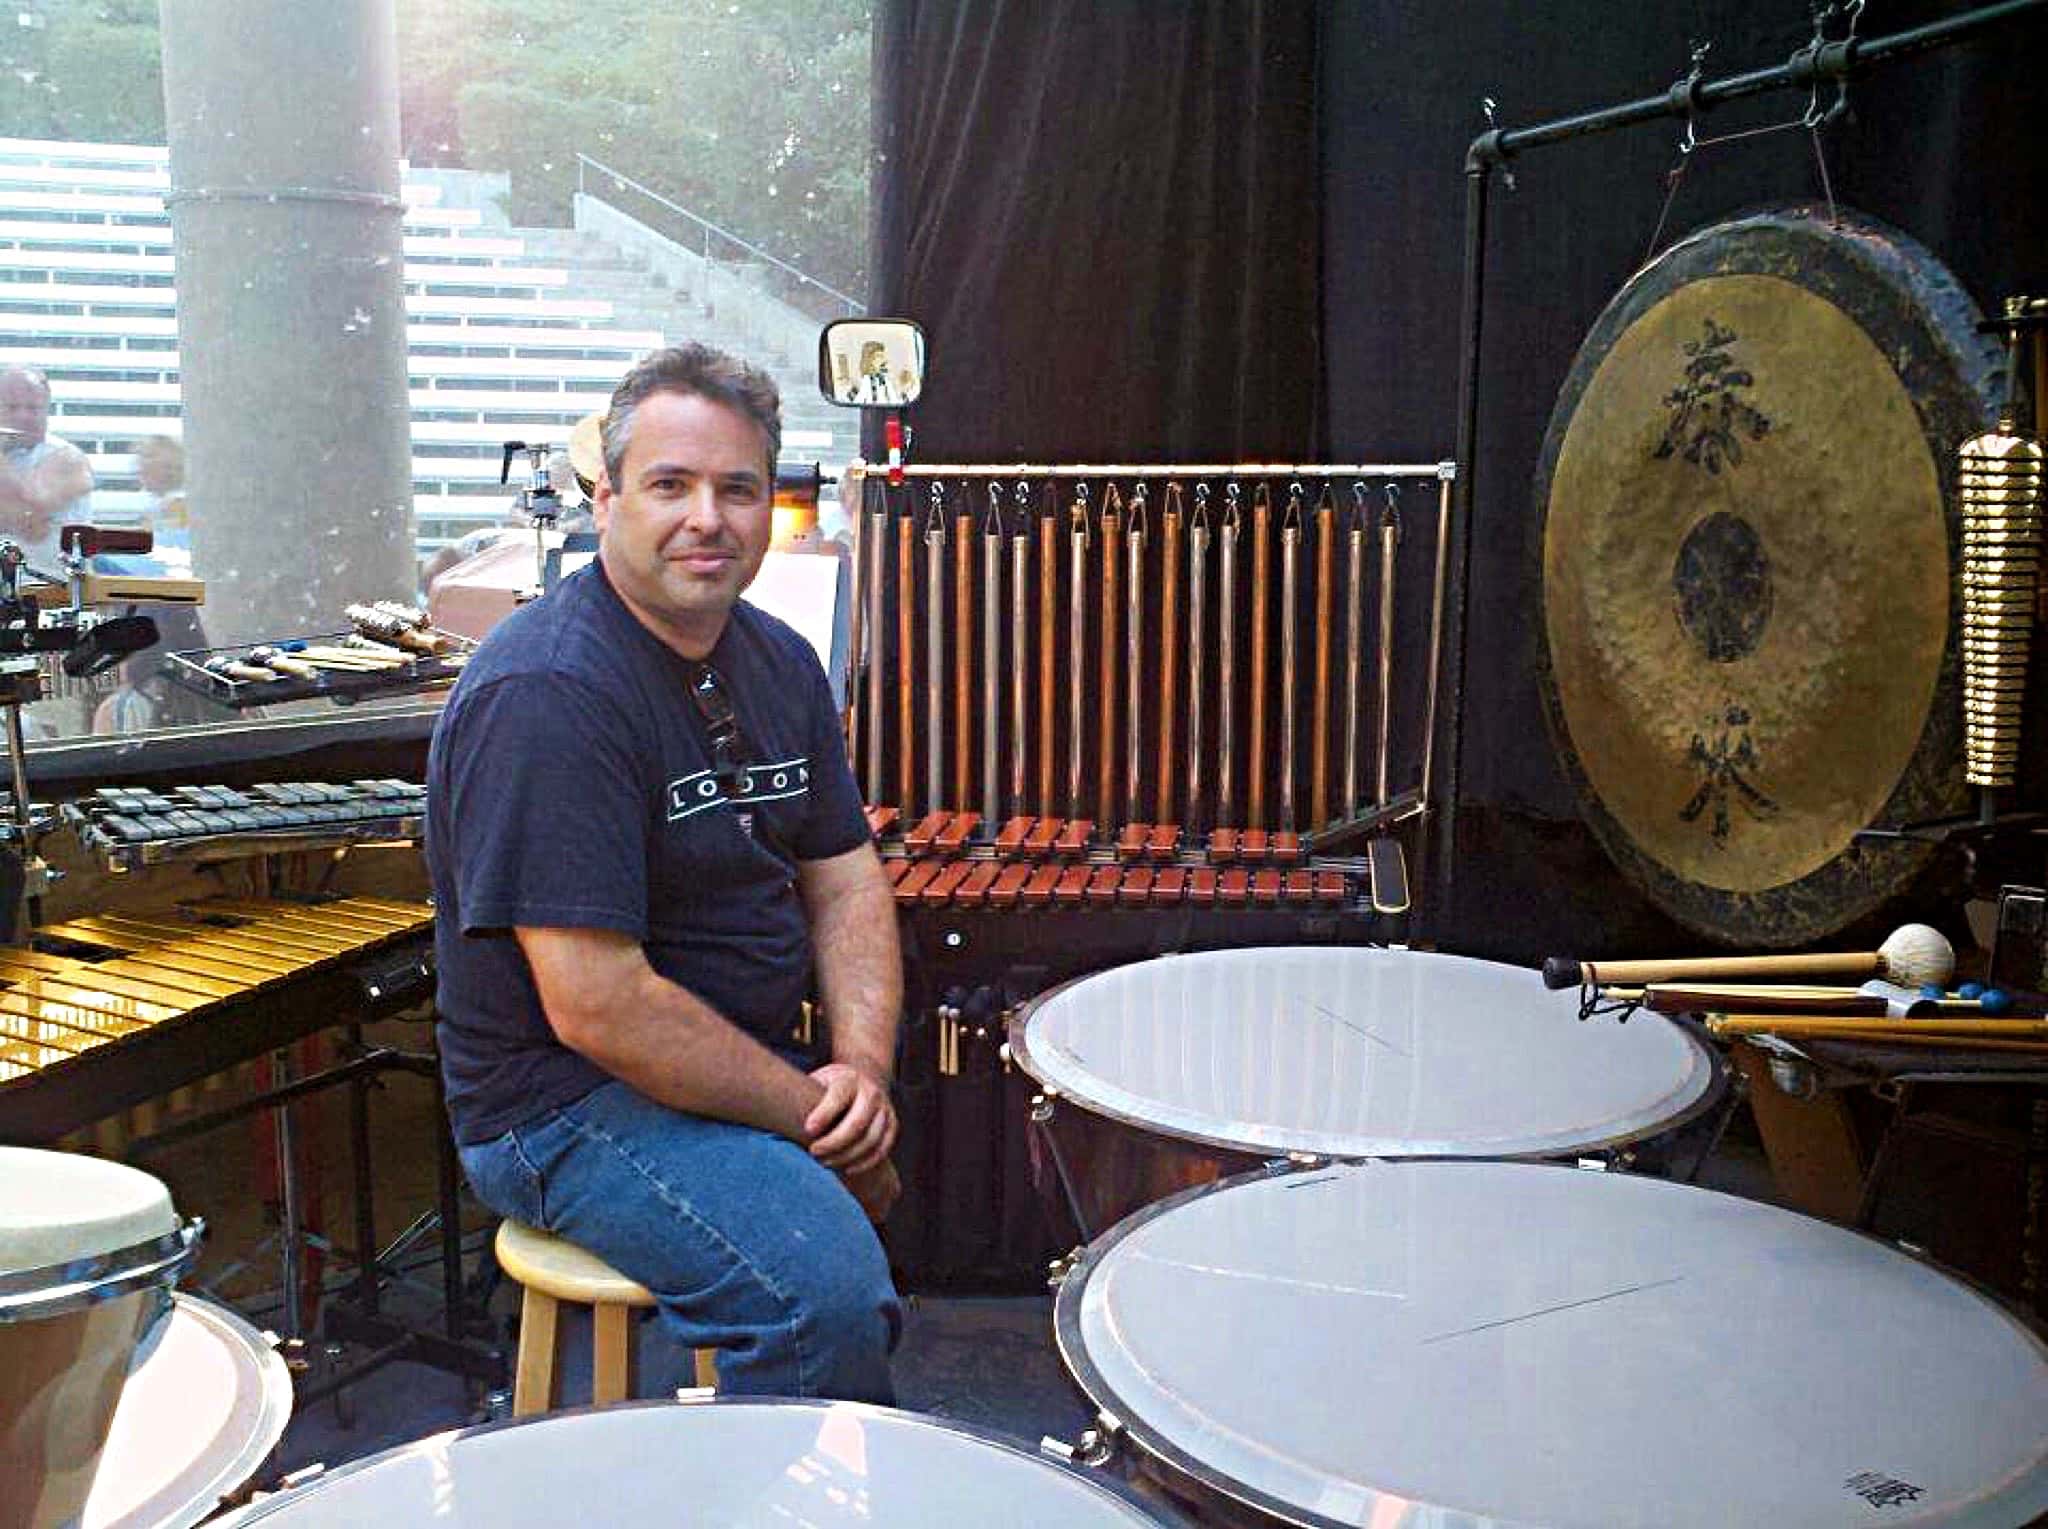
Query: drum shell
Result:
<box><xmin>1028</xmin><ymin>1090</ymin><xmax>1271</xmax><ymax>1244</ymax></box>
<box><xmin>1010</xmin><ymin>947</ymin><xmax>1722</xmax><ymax>1244</ymax></box>
<box><xmin>0</xmin><ymin>1287</ymin><xmax>167</xmax><ymax>1529</ymax></box>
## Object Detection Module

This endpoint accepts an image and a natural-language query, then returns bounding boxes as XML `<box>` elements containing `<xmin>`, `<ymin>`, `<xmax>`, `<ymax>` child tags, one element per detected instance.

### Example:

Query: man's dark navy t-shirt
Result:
<box><xmin>426</xmin><ymin>559</ymin><xmax>870</xmax><ymax>1146</ymax></box>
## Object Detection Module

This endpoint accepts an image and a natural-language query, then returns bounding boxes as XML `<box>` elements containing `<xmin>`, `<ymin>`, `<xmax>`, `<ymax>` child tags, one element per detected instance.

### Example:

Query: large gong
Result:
<box><xmin>1535</xmin><ymin>207</ymin><xmax>2001</xmax><ymax>946</ymax></box>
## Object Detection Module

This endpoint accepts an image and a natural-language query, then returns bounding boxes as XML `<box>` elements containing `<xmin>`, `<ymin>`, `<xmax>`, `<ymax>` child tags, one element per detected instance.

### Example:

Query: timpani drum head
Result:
<box><xmin>84</xmin><ymin>1295</ymin><xmax>292</xmax><ymax>1529</ymax></box>
<box><xmin>1010</xmin><ymin>947</ymin><xmax>1716</xmax><ymax>1160</ymax></box>
<box><xmin>214</xmin><ymin>1398</ymin><xmax>1183</xmax><ymax>1526</ymax></box>
<box><xmin>1055</xmin><ymin>1161</ymin><xmax>2048</xmax><ymax>1528</ymax></box>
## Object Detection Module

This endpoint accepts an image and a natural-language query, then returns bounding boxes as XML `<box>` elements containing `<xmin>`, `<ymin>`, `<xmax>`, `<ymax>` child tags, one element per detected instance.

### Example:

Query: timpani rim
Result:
<box><xmin>1006</xmin><ymin>946</ymin><xmax>1724</xmax><ymax>1163</ymax></box>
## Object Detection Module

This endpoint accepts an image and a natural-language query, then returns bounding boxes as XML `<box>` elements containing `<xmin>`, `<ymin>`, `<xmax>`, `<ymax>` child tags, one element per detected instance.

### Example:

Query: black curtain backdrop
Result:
<box><xmin>869</xmin><ymin>0</ymin><xmax>2046</xmax><ymax>958</ymax></box>
<box><xmin>870</xmin><ymin>0</ymin><xmax>1321</xmax><ymax>460</ymax></box>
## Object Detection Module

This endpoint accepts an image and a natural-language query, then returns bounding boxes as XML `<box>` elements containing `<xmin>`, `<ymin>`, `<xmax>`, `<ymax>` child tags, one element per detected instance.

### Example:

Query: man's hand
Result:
<box><xmin>840</xmin><ymin>1158</ymin><xmax>901</xmax><ymax>1225</ymax></box>
<box><xmin>804</xmin><ymin>1060</ymin><xmax>897</xmax><ymax>1174</ymax></box>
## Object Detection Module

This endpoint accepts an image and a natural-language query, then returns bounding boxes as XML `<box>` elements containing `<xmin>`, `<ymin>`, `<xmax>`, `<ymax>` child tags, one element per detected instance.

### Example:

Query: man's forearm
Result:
<box><xmin>549</xmin><ymin>960</ymin><xmax>825</xmax><ymax>1140</ymax></box>
<box><xmin>808</xmin><ymin>859</ymin><xmax>902</xmax><ymax>1081</ymax></box>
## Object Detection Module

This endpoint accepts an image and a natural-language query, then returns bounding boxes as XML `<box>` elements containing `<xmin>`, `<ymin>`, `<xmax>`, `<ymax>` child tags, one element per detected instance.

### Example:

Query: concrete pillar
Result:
<box><xmin>160</xmin><ymin>0</ymin><xmax>415</xmax><ymax>646</ymax></box>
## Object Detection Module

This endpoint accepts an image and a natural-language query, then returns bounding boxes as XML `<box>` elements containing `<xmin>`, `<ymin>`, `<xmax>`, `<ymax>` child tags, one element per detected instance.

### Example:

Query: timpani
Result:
<box><xmin>213</xmin><ymin>1396</ymin><xmax>1187</xmax><ymax>1525</ymax></box>
<box><xmin>1008</xmin><ymin>946</ymin><xmax>1718</xmax><ymax>1236</ymax></box>
<box><xmin>1054</xmin><ymin>1160</ymin><xmax>2048</xmax><ymax>1527</ymax></box>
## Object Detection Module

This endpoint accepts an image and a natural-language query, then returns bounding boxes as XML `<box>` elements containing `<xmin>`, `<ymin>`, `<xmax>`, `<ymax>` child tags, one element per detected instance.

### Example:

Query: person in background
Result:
<box><xmin>0</xmin><ymin>366</ymin><xmax>93</xmax><ymax>578</ymax></box>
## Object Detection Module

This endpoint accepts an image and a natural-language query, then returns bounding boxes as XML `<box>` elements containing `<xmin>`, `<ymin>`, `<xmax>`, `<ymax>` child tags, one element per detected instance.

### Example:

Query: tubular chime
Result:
<box><xmin>843</xmin><ymin>460</ymin><xmax>1455</xmax><ymax>874</ymax></box>
<box><xmin>1960</xmin><ymin>298</ymin><xmax>2046</xmax><ymax>790</ymax></box>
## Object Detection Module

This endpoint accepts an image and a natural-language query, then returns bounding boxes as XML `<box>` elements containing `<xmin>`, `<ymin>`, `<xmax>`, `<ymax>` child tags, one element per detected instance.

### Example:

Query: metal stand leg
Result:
<box><xmin>434</xmin><ymin>1067</ymin><xmax>465</xmax><ymax>1344</ymax></box>
<box><xmin>269</xmin><ymin>1049</ymin><xmax>304</xmax><ymax>1339</ymax></box>
<box><xmin>346</xmin><ymin>1023</ymin><xmax>380</xmax><ymax>1318</ymax></box>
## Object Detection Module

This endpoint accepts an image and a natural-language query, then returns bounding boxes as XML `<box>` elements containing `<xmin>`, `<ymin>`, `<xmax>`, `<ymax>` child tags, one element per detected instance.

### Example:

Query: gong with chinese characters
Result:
<box><xmin>1535</xmin><ymin>207</ymin><xmax>2001</xmax><ymax>946</ymax></box>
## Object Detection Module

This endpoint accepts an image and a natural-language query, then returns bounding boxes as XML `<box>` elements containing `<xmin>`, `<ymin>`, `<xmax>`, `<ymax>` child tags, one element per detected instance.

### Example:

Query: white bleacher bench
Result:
<box><xmin>0</xmin><ymin>314</ymin><xmax>659</xmax><ymax>359</ymax></box>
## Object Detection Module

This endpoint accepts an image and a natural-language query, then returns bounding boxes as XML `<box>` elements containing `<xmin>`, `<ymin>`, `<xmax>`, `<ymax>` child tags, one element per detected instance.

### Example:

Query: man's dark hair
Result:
<box><xmin>601</xmin><ymin>343</ymin><xmax>781</xmax><ymax>490</ymax></box>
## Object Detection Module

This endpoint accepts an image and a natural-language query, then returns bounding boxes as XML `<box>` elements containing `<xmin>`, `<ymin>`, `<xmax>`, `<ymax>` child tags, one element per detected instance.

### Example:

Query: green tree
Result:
<box><xmin>1</xmin><ymin>0</ymin><xmax>164</xmax><ymax>144</ymax></box>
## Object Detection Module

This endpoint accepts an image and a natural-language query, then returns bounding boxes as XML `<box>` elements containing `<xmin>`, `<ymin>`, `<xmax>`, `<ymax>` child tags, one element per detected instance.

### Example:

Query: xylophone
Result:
<box><xmin>0</xmin><ymin>895</ymin><xmax>435</xmax><ymax>1142</ymax></box>
<box><xmin>64</xmin><ymin>780</ymin><xmax>426</xmax><ymax>870</ymax></box>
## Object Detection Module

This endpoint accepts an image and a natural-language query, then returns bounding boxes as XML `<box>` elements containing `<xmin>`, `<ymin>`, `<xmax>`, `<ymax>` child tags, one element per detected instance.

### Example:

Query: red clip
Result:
<box><xmin>884</xmin><ymin>413</ymin><xmax>905</xmax><ymax>487</ymax></box>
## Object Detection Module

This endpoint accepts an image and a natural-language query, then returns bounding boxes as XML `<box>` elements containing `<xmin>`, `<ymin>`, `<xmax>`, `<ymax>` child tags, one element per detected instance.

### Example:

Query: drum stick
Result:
<box><xmin>1248</xmin><ymin>484</ymin><xmax>1272</xmax><ymax>829</ymax></box>
<box><xmin>1218</xmin><ymin>488</ymin><xmax>1240</xmax><ymax>828</ymax></box>
<box><xmin>1544</xmin><ymin>924</ymin><xmax>1955</xmax><ymax>992</ymax></box>
<box><xmin>1343</xmin><ymin>490</ymin><xmax>1364</xmax><ymax>815</ymax></box>
<box><xmin>1097</xmin><ymin>485</ymin><xmax>1122</xmax><ymax>826</ymax></box>
<box><xmin>1124</xmin><ymin>488</ymin><xmax>1147</xmax><ymax>828</ymax></box>
<box><xmin>1010</xmin><ymin>487</ymin><xmax>1032</xmax><ymax>817</ymax></box>
<box><xmin>896</xmin><ymin>503</ymin><xmax>916</xmax><ymax>812</ymax></box>
<box><xmin>1156</xmin><ymin>485</ymin><xmax>1183</xmax><ymax>824</ymax></box>
<box><xmin>925</xmin><ymin>497</ymin><xmax>947</xmax><ymax>813</ymax></box>
<box><xmin>245</xmin><ymin>646</ymin><xmax>320</xmax><ymax>681</ymax></box>
<box><xmin>981</xmin><ymin>491</ymin><xmax>1004</xmax><ymax>827</ymax></box>
<box><xmin>1187</xmin><ymin>492</ymin><xmax>1210</xmax><ymax>830</ymax></box>
<box><xmin>1311</xmin><ymin>484</ymin><xmax>1335</xmax><ymax>828</ymax></box>
<box><xmin>1710</xmin><ymin>1015</ymin><xmax>2048</xmax><ymax>1042</ymax></box>
<box><xmin>1376</xmin><ymin>492</ymin><xmax>1400</xmax><ymax>808</ymax></box>
<box><xmin>954</xmin><ymin>502</ymin><xmax>974</xmax><ymax>813</ymax></box>
<box><xmin>1278</xmin><ymin>488</ymin><xmax>1302</xmax><ymax>831</ymax></box>
<box><xmin>1068</xmin><ymin>488</ymin><xmax>1090</xmax><ymax>822</ymax></box>
<box><xmin>1621</xmin><ymin>983</ymin><xmax>1983</xmax><ymax>1018</ymax></box>
<box><xmin>1037</xmin><ymin>491</ymin><xmax>1058</xmax><ymax>814</ymax></box>
<box><xmin>865</xmin><ymin>489</ymin><xmax>888</xmax><ymax>801</ymax></box>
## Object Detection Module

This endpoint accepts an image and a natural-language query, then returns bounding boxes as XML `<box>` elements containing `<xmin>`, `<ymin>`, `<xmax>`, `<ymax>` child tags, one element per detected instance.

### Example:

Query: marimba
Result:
<box><xmin>0</xmin><ymin>895</ymin><xmax>435</xmax><ymax>1143</ymax></box>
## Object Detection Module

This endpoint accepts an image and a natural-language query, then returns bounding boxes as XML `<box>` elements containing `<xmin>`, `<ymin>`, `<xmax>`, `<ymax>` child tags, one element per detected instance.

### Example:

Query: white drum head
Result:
<box><xmin>85</xmin><ymin>1295</ymin><xmax>292</xmax><ymax>1529</ymax></box>
<box><xmin>1057</xmin><ymin>1161</ymin><xmax>2048</xmax><ymax>1528</ymax></box>
<box><xmin>0</xmin><ymin>1148</ymin><xmax>176</xmax><ymax>1272</ymax></box>
<box><xmin>214</xmin><ymin>1398</ymin><xmax>1181</xmax><ymax>1526</ymax></box>
<box><xmin>1012</xmin><ymin>947</ymin><xmax>1715</xmax><ymax>1159</ymax></box>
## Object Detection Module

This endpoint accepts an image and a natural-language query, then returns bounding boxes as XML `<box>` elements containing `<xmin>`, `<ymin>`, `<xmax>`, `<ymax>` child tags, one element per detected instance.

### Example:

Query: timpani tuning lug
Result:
<box><xmin>1765</xmin><ymin>1055</ymin><xmax>1820</xmax><ymax>1099</ymax></box>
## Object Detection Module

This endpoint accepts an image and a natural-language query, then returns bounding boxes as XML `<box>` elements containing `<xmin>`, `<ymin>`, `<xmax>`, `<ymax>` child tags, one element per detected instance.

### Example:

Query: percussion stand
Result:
<box><xmin>126</xmin><ymin>1031</ymin><xmax>505</xmax><ymax>1410</ymax></box>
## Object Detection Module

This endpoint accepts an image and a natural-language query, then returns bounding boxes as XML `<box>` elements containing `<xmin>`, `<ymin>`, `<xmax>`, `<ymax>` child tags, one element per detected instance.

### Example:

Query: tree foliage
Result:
<box><xmin>399</xmin><ymin>0</ymin><xmax>873</xmax><ymax>300</ymax></box>
<box><xmin>6</xmin><ymin>0</ymin><xmax>871</xmax><ymax>300</ymax></box>
<box><xmin>1</xmin><ymin>2</ymin><xmax>165</xmax><ymax>145</ymax></box>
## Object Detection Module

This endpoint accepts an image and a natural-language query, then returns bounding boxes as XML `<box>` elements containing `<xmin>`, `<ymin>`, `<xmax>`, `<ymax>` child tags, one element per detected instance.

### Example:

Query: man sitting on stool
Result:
<box><xmin>427</xmin><ymin>343</ymin><xmax>902</xmax><ymax>1402</ymax></box>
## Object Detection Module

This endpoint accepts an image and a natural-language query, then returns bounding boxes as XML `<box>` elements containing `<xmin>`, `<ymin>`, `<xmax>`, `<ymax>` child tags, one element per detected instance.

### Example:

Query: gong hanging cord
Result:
<box><xmin>1643</xmin><ymin>5</ymin><xmax>1861</xmax><ymax>263</ymax></box>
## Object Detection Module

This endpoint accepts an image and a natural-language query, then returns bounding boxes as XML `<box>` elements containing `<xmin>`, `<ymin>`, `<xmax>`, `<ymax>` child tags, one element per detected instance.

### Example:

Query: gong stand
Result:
<box><xmin>1442</xmin><ymin>0</ymin><xmax>2048</xmax><ymax>936</ymax></box>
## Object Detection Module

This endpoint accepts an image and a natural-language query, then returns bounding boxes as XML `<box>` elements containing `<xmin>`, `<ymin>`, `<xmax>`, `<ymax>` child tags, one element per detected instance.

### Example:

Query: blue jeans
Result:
<box><xmin>460</xmin><ymin>1079</ymin><xmax>901</xmax><ymax>1404</ymax></box>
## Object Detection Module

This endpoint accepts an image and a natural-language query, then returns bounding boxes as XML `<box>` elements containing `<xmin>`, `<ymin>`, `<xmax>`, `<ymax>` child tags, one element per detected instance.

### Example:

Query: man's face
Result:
<box><xmin>595</xmin><ymin>389</ymin><xmax>774</xmax><ymax>658</ymax></box>
<box><xmin>0</xmin><ymin>374</ymin><xmax>50</xmax><ymax>446</ymax></box>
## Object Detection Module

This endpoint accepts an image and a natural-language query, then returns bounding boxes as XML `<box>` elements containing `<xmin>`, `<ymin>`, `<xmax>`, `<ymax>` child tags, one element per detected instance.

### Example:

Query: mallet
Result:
<box><xmin>1542</xmin><ymin>924</ymin><xmax>1955</xmax><ymax>993</ymax></box>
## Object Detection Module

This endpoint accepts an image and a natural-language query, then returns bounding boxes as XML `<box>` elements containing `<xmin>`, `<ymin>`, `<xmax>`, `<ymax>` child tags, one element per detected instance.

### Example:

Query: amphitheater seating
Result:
<box><xmin>0</xmin><ymin>137</ymin><xmax>844</xmax><ymax>549</ymax></box>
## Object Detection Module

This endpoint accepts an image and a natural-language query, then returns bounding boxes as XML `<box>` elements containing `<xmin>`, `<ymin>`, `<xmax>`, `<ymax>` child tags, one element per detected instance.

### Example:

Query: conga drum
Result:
<box><xmin>213</xmin><ymin>1396</ymin><xmax>1188</xmax><ymax>1525</ymax></box>
<box><xmin>1054</xmin><ymin>1161</ymin><xmax>2048</xmax><ymax>1527</ymax></box>
<box><xmin>1007</xmin><ymin>946</ymin><xmax>1718</xmax><ymax>1238</ymax></box>
<box><xmin>0</xmin><ymin>1148</ymin><xmax>203</xmax><ymax>1529</ymax></box>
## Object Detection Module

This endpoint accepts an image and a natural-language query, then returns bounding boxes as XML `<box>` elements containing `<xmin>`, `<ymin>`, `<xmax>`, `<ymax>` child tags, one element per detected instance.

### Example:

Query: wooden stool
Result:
<box><xmin>494</xmin><ymin>1220</ymin><xmax>717</xmax><ymax>1416</ymax></box>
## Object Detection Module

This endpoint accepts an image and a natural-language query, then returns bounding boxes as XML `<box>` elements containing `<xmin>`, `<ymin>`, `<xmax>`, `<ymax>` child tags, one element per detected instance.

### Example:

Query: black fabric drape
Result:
<box><xmin>1322</xmin><ymin>0</ymin><xmax>2047</xmax><ymax>954</ymax></box>
<box><xmin>870</xmin><ymin>0</ymin><xmax>1322</xmax><ymax>461</ymax></box>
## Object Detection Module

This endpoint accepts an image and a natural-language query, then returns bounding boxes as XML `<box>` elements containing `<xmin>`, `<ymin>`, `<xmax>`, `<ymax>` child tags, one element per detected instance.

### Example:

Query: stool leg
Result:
<box><xmin>592</xmin><ymin>1302</ymin><xmax>634</xmax><ymax>1405</ymax></box>
<box><xmin>513</xmin><ymin>1288</ymin><xmax>560</xmax><ymax>1418</ymax></box>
